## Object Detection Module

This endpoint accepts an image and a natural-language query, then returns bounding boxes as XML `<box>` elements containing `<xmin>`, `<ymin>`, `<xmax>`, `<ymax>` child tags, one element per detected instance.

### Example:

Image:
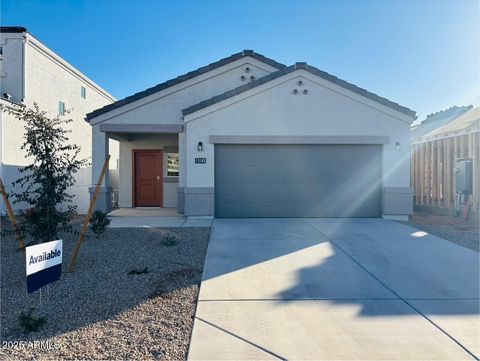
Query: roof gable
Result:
<box><xmin>420</xmin><ymin>107</ymin><xmax>479</xmax><ymax>140</ymax></box>
<box><xmin>182</xmin><ymin>62</ymin><xmax>416</xmax><ymax>119</ymax></box>
<box><xmin>86</xmin><ymin>50</ymin><xmax>285</xmax><ymax>121</ymax></box>
<box><xmin>411</xmin><ymin>105</ymin><xmax>472</xmax><ymax>141</ymax></box>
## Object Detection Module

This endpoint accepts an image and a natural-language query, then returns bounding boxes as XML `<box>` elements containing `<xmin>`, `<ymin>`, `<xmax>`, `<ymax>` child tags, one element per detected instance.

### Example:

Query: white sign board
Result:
<box><xmin>26</xmin><ymin>240</ymin><xmax>63</xmax><ymax>293</ymax></box>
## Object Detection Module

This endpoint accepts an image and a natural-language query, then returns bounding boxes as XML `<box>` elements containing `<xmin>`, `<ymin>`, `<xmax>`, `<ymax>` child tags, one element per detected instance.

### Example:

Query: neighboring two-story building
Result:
<box><xmin>0</xmin><ymin>26</ymin><xmax>119</xmax><ymax>214</ymax></box>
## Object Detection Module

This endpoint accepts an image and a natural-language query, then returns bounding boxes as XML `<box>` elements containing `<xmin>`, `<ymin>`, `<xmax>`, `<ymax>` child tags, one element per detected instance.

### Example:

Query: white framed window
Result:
<box><xmin>81</xmin><ymin>86</ymin><xmax>86</xmax><ymax>99</ymax></box>
<box><xmin>166</xmin><ymin>153</ymin><xmax>179</xmax><ymax>177</ymax></box>
<box><xmin>58</xmin><ymin>101</ymin><xmax>65</xmax><ymax>115</ymax></box>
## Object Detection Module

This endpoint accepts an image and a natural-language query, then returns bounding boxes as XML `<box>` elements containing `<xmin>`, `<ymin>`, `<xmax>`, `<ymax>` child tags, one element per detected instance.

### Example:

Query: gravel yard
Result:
<box><xmin>398</xmin><ymin>211</ymin><xmax>479</xmax><ymax>252</ymax></box>
<box><xmin>1</xmin><ymin>223</ymin><xmax>210</xmax><ymax>360</ymax></box>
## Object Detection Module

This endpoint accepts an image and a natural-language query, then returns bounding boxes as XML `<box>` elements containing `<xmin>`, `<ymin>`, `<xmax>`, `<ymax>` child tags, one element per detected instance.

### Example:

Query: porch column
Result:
<box><xmin>177</xmin><ymin>130</ymin><xmax>186</xmax><ymax>213</ymax></box>
<box><xmin>89</xmin><ymin>123</ymin><xmax>112</xmax><ymax>213</ymax></box>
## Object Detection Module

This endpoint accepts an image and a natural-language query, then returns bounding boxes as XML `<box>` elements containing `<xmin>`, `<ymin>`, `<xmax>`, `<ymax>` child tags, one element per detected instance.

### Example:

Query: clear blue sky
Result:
<box><xmin>2</xmin><ymin>0</ymin><xmax>479</xmax><ymax>121</ymax></box>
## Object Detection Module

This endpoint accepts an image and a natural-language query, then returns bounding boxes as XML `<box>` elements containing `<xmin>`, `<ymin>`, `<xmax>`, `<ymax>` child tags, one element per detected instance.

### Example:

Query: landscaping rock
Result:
<box><xmin>0</xmin><ymin>225</ymin><xmax>210</xmax><ymax>360</ymax></box>
<box><xmin>398</xmin><ymin>212</ymin><xmax>479</xmax><ymax>252</ymax></box>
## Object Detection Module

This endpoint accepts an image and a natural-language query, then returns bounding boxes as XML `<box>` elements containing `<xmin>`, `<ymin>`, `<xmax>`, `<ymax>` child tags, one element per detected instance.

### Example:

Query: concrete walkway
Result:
<box><xmin>188</xmin><ymin>218</ymin><xmax>479</xmax><ymax>360</ymax></box>
<box><xmin>107</xmin><ymin>208</ymin><xmax>213</xmax><ymax>228</ymax></box>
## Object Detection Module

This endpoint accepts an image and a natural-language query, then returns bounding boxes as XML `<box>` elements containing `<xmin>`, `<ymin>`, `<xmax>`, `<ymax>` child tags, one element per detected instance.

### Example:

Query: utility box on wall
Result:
<box><xmin>455</xmin><ymin>159</ymin><xmax>473</xmax><ymax>194</ymax></box>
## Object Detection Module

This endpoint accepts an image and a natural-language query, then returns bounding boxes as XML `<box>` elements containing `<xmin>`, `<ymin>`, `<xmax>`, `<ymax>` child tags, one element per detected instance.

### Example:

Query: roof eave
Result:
<box><xmin>183</xmin><ymin>63</ymin><xmax>416</xmax><ymax>120</ymax></box>
<box><xmin>0</xmin><ymin>26</ymin><xmax>27</xmax><ymax>33</ymax></box>
<box><xmin>85</xmin><ymin>50</ymin><xmax>286</xmax><ymax>122</ymax></box>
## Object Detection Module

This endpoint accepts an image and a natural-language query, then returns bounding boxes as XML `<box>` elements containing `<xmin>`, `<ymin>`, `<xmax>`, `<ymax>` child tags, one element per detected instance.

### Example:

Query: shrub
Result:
<box><xmin>161</xmin><ymin>234</ymin><xmax>178</xmax><ymax>247</ymax></box>
<box><xmin>128</xmin><ymin>267</ymin><xmax>149</xmax><ymax>275</ymax></box>
<box><xmin>18</xmin><ymin>308</ymin><xmax>47</xmax><ymax>333</ymax></box>
<box><xmin>89</xmin><ymin>210</ymin><xmax>110</xmax><ymax>235</ymax></box>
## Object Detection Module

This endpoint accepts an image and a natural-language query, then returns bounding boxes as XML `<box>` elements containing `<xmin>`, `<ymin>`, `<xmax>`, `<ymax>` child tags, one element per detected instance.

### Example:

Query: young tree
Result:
<box><xmin>8</xmin><ymin>103</ymin><xmax>88</xmax><ymax>244</ymax></box>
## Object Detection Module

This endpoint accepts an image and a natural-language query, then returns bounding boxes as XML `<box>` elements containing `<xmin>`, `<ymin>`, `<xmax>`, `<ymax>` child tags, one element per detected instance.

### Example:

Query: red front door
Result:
<box><xmin>134</xmin><ymin>150</ymin><xmax>163</xmax><ymax>207</ymax></box>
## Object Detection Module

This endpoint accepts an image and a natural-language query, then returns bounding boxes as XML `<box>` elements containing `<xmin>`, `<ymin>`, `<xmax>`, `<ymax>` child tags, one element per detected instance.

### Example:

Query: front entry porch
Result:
<box><xmin>90</xmin><ymin>123</ymin><xmax>185</xmax><ymax>214</ymax></box>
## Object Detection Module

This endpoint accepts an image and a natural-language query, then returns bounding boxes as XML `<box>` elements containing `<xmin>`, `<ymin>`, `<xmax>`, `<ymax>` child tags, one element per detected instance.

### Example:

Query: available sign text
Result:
<box><xmin>26</xmin><ymin>240</ymin><xmax>63</xmax><ymax>293</ymax></box>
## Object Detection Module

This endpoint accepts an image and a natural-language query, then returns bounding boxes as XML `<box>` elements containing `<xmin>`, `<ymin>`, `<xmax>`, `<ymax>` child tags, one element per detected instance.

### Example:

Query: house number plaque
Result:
<box><xmin>195</xmin><ymin>158</ymin><xmax>207</xmax><ymax>164</ymax></box>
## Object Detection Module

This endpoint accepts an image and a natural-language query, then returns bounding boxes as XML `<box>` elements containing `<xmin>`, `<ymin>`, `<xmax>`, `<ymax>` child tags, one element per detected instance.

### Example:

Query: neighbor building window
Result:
<box><xmin>81</xmin><ymin>86</ymin><xmax>86</xmax><ymax>99</ymax></box>
<box><xmin>167</xmin><ymin>153</ymin><xmax>179</xmax><ymax>176</ymax></box>
<box><xmin>59</xmin><ymin>101</ymin><xmax>65</xmax><ymax>115</ymax></box>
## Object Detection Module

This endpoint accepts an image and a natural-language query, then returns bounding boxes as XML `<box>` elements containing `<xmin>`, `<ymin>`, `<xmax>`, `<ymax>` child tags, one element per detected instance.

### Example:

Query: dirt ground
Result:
<box><xmin>400</xmin><ymin>211</ymin><xmax>479</xmax><ymax>252</ymax></box>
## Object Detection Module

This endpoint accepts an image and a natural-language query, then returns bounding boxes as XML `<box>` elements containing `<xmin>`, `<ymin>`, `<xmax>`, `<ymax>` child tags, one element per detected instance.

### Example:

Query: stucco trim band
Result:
<box><xmin>383</xmin><ymin>187</ymin><xmax>413</xmax><ymax>215</ymax></box>
<box><xmin>177</xmin><ymin>187</ymin><xmax>185</xmax><ymax>214</ymax></box>
<box><xmin>99</xmin><ymin>124</ymin><xmax>184</xmax><ymax>134</ymax></box>
<box><xmin>209</xmin><ymin>135</ymin><xmax>390</xmax><ymax>145</ymax></box>
<box><xmin>88</xmin><ymin>186</ymin><xmax>113</xmax><ymax>213</ymax></box>
<box><xmin>184</xmin><ymin>187</ymin><xmax>214</xmax><ymax>216</ymax></box>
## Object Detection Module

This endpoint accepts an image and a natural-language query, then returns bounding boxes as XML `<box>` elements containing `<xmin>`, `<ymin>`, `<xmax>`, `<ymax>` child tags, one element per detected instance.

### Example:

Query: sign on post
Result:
<box><xmin>26</xmin><ymin>240</ymin><xmax>63</xmax><ymax>294</ymax></box>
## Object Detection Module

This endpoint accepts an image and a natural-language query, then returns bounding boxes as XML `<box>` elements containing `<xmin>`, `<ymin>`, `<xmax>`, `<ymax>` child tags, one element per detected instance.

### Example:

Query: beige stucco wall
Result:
<box><xmin>0</xmin><ymin>33</ymin><xmax>118</xmax><ymax>213</ymax></box>
<box><xmin>184</xmin><ymin>70</ymin><xmax>413</xmax><ymax>216</ymax></box>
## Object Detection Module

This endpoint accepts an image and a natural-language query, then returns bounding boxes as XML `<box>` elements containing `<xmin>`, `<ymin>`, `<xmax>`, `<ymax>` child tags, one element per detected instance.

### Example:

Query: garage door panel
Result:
<box><xmin>215</xmin><ymin>144</ymin><xmax>382</xmax><ymax>218</ymax></box>
<box><xmin>219</xmin><ymin>165</ymin><xmax>378</xmax><ymax>185</ymax></box>
<box><xmin>215</xmin><ymin>145</ymin><xmax>378</xmax><ymax>165</ymax></box>
<box><xmin>216</xmin><ymin>184</ymin><xmax>378</xmax><ymax>203</ymax></box>
<box><xmin>217</xmin><ymin>189</ymin><xmax>325</xmax><ymax>204</ymax></box>
<box><xmin>217</xmin><ymin>201</ymin><xmax>381</xmax><ymax>218</ymax></box>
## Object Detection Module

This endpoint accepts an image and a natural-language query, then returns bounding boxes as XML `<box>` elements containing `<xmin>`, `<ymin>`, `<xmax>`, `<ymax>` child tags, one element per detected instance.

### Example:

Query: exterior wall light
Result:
<box><xmin>395</xmin><ymin>141</ymin><xmax>402</xmax><ymax>151</ymax></box>
<box><xmin>197</xmin><ymin>141</ymin><xmax>203</xmax><ymax>152</ymax></box>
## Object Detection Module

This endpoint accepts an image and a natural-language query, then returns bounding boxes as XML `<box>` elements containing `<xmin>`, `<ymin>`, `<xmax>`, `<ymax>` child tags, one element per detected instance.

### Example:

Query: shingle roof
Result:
<box><xmin>86</xmin><ymin>50</ymin><xmax>286</xmax><ymax>121</ymax></box>
<box><xmin>183</xmin><ymin>62</ymin><xmax>416</xmax><ymax>118</ymax></box>
<box><xmin>0</xmin><ymin>26</ymin><xmax>27</xmax><ymax>33</ymax></box>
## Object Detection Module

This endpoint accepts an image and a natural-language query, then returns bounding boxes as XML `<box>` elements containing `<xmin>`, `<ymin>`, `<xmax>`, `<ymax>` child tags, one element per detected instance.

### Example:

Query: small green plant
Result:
<box><xmin>18</xmin><ymin>308</ymin><xmax>47</xmax><ymax>333</ymax></box>
<box><xmin>161</xmin><ymin>233</ymin><xmax>178</xmax><ymax>247</ymax></box>
<box><xmin>89</xmin><ymin>210</ymin><xmax>110</xmax><ymax>235</ymax></box>
<box><xmin>128</xmin><ymin>267</ymin><xmax>149</xmax><ymax>275</ymax></box>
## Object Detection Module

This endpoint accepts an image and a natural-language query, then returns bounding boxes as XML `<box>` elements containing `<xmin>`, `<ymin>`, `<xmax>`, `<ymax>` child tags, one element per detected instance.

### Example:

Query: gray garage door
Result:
<box><xmin>215</xmin><ymin>144</ymin><xmax>382</xmax><ymax>217</ymax></box>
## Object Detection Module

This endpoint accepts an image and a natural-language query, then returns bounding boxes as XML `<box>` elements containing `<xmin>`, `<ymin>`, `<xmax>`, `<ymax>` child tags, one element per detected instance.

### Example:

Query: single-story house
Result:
<box><xmin>86</xmin><ymin>50</ymin><xmax>416</xmax><ymax>220</ymax></box>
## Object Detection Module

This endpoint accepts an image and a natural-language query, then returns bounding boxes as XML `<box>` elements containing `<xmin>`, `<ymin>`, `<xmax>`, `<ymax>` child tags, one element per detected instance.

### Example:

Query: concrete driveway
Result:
<box><xmin>188</xmin><ymin>218</ymin><xmax>479</xmax><ymax>360</ymax></box>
